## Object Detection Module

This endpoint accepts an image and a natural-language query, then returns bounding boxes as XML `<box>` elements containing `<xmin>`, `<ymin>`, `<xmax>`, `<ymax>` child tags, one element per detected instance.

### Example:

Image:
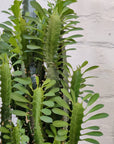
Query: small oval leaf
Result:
<box><xmin>27</xmin><ymin>45</ymin><xmax>42</xmax><ymax>50</ymax></box>
<box><xmin>43</xmin><ymin>101</ymin><xmax>54</xmax><ymax>107</ymax></box>
<box><xmin>52</xmin><ymin>108</ymin><xmax>69</xmax><ymax>117</ymax></box>
<box><xmin>83</xmin><ymin>93</ymin><xmax>92</xmax><ymax>101</ymax></box>
<box><xmin>11</xmin><ymin>93</ymin><xmax>29</xmax><ymax>103</ymax></box>
<box><xmin>41</xmin><ymin>108</ymin><xmax>51</xmax><ymax>115</ymax></box>
<box><xmin>83</xmin><ymin>131</ymin><xmax>103</xmax><ymax>136</ymax></box>
<box><xmin>84</xmin><ymin>138</ymin><xmax>100</xmax><ymax>144</ymax></box>
<box><xmin>87</xmin><ymin>104</ymin><xmax>104</xmax><ymax>114</ymax></box>
<box><xmin>84</xmin><ymin>66</ymin><xmax>99</xmax><ymax>73</ymax></box>
<box><xmin>81</xmin><ymin>61</ymin><xmax>88</xmax><ymax>68</ymax></box>
<box><xmin>45</xmin><ymin>80</ymin><xmax>56</xmax><ymax>90</ymax></box>
<box><xmin>61</xmin><ymin>88</ymin><xmax>72</xmax><ymax>102</ymax></box>
<box><xmin>84</xmin><ymin>126</ymin><xmax>100</xmax><ymax>130</ymax></box>
<box><xmin>11</xmin><ymin>110</ymin><xmax>27</xmax><ymax>116</ymax></box>
<box><xmin>55</xmin><ymin>135</ymin><xmax>67</xmax><ymax>141</ymax></box>
<box><xmin>87</xmin><ymin>113</ymin><xmax>109</xmax><ymax>121</ymax></box>
<box><xmin>0</xmin><ymin>127</ymin><xmax>10</xmax><ymax>133</ymax></box>
<box><xmin>57</xmin><ymin>129</ymin><xmax>68</xmax><ymax>136</ymax></box>
<box><xmin>53</xmin><ymin>97</ymin><xmax>70</xmax><ymax>110</ymax></box>
<box><xmin>14</xmin><ymin>77</ymin><xmax>31</xmax><ymax>85</ymax></box>
<box><xmin>53</xmin><ymin>121</ymin><xmax>68</xmax><ymax>127</ymax></box>
<box><xmin>40</xmin><ymin>116</ymin><xmax>53</xmax><ymax>123</ymax></box>
<box><xmin>87</xmin><ymin>93</ymin><xmax>99</xmax><ymax>107</ymax></box>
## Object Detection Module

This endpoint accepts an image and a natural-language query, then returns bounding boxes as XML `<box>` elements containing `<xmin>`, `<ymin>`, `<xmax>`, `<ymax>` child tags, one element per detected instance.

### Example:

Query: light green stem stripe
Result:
<box><xmin>69</xmin><ymin>103</ymin><xmax>84</xmax><ymax>144</ymax></box>
<box><xmin>32</xmin><ymin>87</ymin><xmax>44</xmax><ymax>144</ymax></box>
<box><xmin>0</xmin><ymin>54</ymin><xmax>11</xmax><ymax>143</ymax></box>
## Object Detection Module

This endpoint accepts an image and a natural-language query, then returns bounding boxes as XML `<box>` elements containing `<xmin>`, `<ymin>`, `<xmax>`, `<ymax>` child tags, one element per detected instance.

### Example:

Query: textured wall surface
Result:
<box><xmin>0</xmin><ymin>0</ymin><xmax>114</xmax><ymax>144</ymax></box>
<box><xmin>69</xmin><ymin>1</ymin><xmax>114</xmax><ymax>144</ymax></box>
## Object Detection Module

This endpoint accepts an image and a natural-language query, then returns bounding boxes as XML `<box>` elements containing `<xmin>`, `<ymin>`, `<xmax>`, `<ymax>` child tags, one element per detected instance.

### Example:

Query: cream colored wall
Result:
<box><xmin>0</xmin><ymin>0</ymin><xmax>114</xmax><ymax>143</ymax></box>
<box><xmin>69</xmin><ymin>1</ymin><xmax>114</xmax><ymax>144</ymax></box>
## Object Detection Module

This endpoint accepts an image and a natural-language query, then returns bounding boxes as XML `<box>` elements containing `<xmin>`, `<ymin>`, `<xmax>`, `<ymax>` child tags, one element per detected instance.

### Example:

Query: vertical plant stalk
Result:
<box><xmin>32</xmin><ymin>87</ymin><xmax>44</xmax><ymax>143</ymax></box>
<box><xmin>45</xmin><ymin>11</ymin><xmax>61</xmax><ymax>82</ymax></box>
<box><xmin>0</xmin><ymin>54</ymin><xmax>11</xmax><ymax>143</ymax></box>
<box><xmin>69</xmin><ymin>103</ymin><xmax>84</xmax><ymax>144</ymax></box>
<box><xmin>11</xmin><ymin>126</ymin><xmax>20</xmax><ymax>144</ymax></box>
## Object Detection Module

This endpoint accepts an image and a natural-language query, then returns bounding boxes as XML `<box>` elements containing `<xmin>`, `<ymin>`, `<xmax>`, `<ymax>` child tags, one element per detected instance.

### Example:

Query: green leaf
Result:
<box><xmin>84</xmin><ymin>126</ymin><xmax>100</xmax><ymax>130</ymax></box>
<box><xmin>49</xmin><ymin>88</ymin><xmax>59</xmax><ymax>93</ymax></box>
<box><xmin>65</xmin><ymin>34</ymin><xmax>83</xmax><ymax>40</ymax></box>
<box><xmin>6</xmin><ymin>125</ymin><xmax>12</xmax><ymax>129</ymax></box>
<box><xmin>15</xmin><ymin>102</ymin><xmax>29</xmax><ymax>110</ymax></box>
<box><xmin>84</xmin><ymin>66</ymin><xmax>99</xmax><ymax>73</ymax></box>
<box><xmin>53</xmin><ymin>97</ymin><xmax>70</xmax><ymax>110</ymax></box>
<box><xmin>83</xmin><ymin>93</ymin><xmax>92</xmax><ymax>101</ymax></box>
<box><xmin>0</xmin><ymin>24</ymin><xmax>12</xmax><ymax>31</ymax></box>
<box><xmin>24</xmin><ymin>16</ymin><xmax>39</xmax><ymax>24</ymax></box>
<box><xmin>61</xmin><ymin>8</ymin><xmax>74</xmax><ymax>18</ymax></box>
<box><xmin>14</xmin><ymin>77</ymin><xmax>31</xmax><ymax>85</ymax></box>
<box><xmin>50</xmin><ymin>125</ymin><xmax>56</xmax><ymax>136</ymax></box>
<box><xmin>61</xmin><ymin>88</ymin><xmax>72</xmax><ymax>102</ymax></box>
<box><xmin>10</xmin><ymin>0</ymin><xmax>21</xmax><ymax>18</ymax></box>
<box><xmin>53</xmin><ymin>121</ymin><xmax>68</xmax><ymax>128</ymax></box>
<box><xmin>11</xmin><ymin>92</ymin><xmax>29</xmax><ymax>103</ymax></box>
<box><xmin>30</xmin><ymin>1</ymin><xmax>46</xmax><ymax>19</ymax></box>
<box><xmin>13</xmin><ymin>84</ymin><xmax>30</xmax><ymax>95</ymax></box>
<box><xmin>12</xmin><ymin>70</ymin><xmax>22</xmax><ymax>76</ymax></box>
<box><xmin>43</xmin><ymin>101</ymin><xmax>54</xmax><ymax>107</ymax></box>
<box><xmin>35</xmin><ymin>76</ymin><xmax>39</xmax><ymax>86</ymax></box>
<box><xmin>11</xmin><ymin>110</ymin><xmax>27</xmax><ymax>116</ymax></box>
<box><xmin>81</xmin><ymin>61</ymin><xmax>88</xmax><ymax>68</ymax></box>
<box><xmin>13</xmin><ymin>60</ymin><xmax>22</xmax><ymax>66</ymax></box>
<box><xmin>0</xmin><ymin>127</ymin><xmax>10</xmax><ymax>133</ymax></box>
<box><xmin>23</xmin><ymin>35</ymin><xmax>43</xmax><ymax>41</ymax></box>
<box><xmin>46</xmin><ymin>129</ymin><xmax>54</xmax><ymax>138</ymax></box>
<box><xmin>41</xmin><ymin>108</ymin><xmax>51</xmax><ymax>115</ymax></box>
<box><xmin>45</xmin><ymin>80</ymin><xmax>56</xmax><ymax>90</ymax></box>
<box><xmin>3</xmin><ymin>135</ymin><xmax>10</xmax><ymax>139</ymax></box>
<box><xmin>40</xmin><ymin>116</ymin><xmax>53</xmax><ymax>123</ymax></box>
<box><xmin>44</xmin><ymin>91</ymin><xmax>55</xmax><ymax>97</ymax></box>
<box><xmin>3</xmin><ymin>21</ymin><xmax>13</xmax><ymax>26</ymax></box>
<box><xmin>55</xmin><ymin>135</ymin><xmax>67</xmax><ymax>141</ymax></box>
<box><xmin>42</xmin><ymin>79</ymin><xmax>51</xmax><ymax>87</ymax></box>
<box><xmin>87</xmin><ymin>104</ymin><xmax>104</xmax><ymax>114</ymax></box>
<box><xmin>0</xmin><ymin>41</ymin><xmax>12</xmax><ymax>52</ymax></box>
<box><xmin>83</xmin><ymin>131</ymin><xmax>103</xmax><ymax>136</ymax></box>
<box><xmin>2</xmin><ymin>10</ymin><xmax>11</xmax><ymax>15</ymax></box>
<box><xmin>52</xmin><ymin>108</ymin><xmax>69</xmax><ymax>117</ymax></box>
<box><xmin>27</xmin><ymin>45</ymin><xmax>42</xmax><ymax>50</ymax></box>
<box><xmin>20</xmin><ymin>135</ymin><xmax>29</xmax><ymax>143</ymax></box>
<box><xmin>45</xmin><ymin>88</ymin><xmax>59</xmax><ymax>97</ymax></box>
<box><xmin>87</xmin><ymin>93</ymin><xmax>99</xmax><ymax>106</ymax></box>
<box><xmin>57</xmin><ymin>129</ymin><xmax>68</xmax><ymax>136</ymax></box>
<box><xmin>84</xmin><ymin>138</ymin><xmax>100</xmax><ymax>144</ymax></box>
<box><xmin>83</xmin><ymin>90</ymin><xmax>94</xmax><ymax>93</ymax></box>
<box><xmin>87</xmin><ymin>113</ymin><xmax>109</xmax><ymax>121</ymax></box>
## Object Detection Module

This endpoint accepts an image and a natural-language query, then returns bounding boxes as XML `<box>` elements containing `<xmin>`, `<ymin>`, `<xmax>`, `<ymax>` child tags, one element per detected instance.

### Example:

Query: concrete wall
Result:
<box><xmin>0</xmin><ymin>0</ymin><xmax>114</xmax><ymax>143</ymax></box>
<box><xmin>69</xmin><ymin>1</ymin><xmax>114</xmax><ymax>144</ymax></box>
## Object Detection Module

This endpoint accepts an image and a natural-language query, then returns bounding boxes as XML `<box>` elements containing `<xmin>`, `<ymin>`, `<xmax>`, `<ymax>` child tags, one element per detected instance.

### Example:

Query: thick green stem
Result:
<box><xmin>47</xmin><ymin>64</ymin><xmax>59</xmax><ymax>82</ymax></box>
<box><xmin>0</xmin><ymin>54</ymin><xmax>11</xmax><ymax>143</ymax></box>
<box><xmin>69</xmin><ymin>103</ymin><xmax>84</xmax><ymax>144</ymax></box>
<box><xmin>45</xmin><ymin>11</ymin><xmax>61</xmax><ymax>82</ymax></box>
<box><xmin>32</xmin><ymin>87</ymin><xmax>44</xmax><ymax>144</ymax></box>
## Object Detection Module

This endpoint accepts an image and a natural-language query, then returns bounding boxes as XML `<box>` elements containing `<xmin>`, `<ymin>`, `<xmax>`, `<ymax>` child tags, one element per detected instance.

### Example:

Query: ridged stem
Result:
<box><xmin>45</xmin><ymin>11</ymin><xmax>61</xmax><ymax>82</ymax></box>
<box><xmin>69</xmin><ymin>103</ymin><xmax>84</xmax><ymax>144</ymax></box>
<box><xmin>32</xmin><ymin>87</ymin><xmax>44</xmax><ymax>144</ymax></box>
<box><xmin>0</xmin><ymin>55</ymin><xmax>11</xmax><ymax>143</ymax></box>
